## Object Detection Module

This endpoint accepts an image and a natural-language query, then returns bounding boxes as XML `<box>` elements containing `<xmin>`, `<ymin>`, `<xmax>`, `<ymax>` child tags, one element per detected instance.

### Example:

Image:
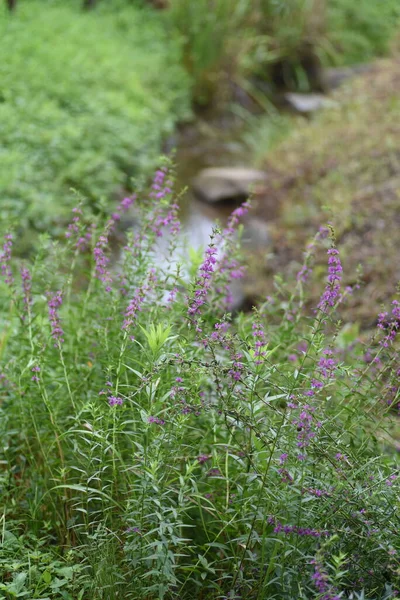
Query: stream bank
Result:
<box><xmin>167</xmin><ymin>58</ymin><xmax>400</xmax><ymax>318</ymax></box>
<box><xmin>165</xmin><ymin>63</ymin><xmax>371</xmax><ymax>309</ymax></box>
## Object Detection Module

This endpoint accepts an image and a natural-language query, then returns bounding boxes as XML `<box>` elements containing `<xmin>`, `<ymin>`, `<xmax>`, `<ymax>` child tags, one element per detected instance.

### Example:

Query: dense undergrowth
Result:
<box><xmin>0</xmin><ymin>168</ymin><xmax>399</xmax><ymax>599</ymax></box>
<box><xmin>0</xmin><ymin>0</ymin><xmax>190</xmax><ymax>250</ymax></box>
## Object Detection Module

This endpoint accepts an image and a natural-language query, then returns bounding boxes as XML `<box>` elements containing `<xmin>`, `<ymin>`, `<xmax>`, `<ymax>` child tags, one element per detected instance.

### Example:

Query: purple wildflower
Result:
<box><xmin>47</xmin><ymin>291</ymin><xmax>64</xmax><ymax>346</ymax></box>
<box><xmin>65</xmin><ymin>206</ymin><xmax>82</xmax><ymax>239</ymax></box>
<box><xmin>386</xmin><ymin>474</ymin><xmax>397</xmax><ymax>486</ymax></box>
<box><xmin>379</xmin><ymin>300</ymin><xmax>400</xmax><ymax>347</ymax></box>
<box><xmin>20</xmin><ymin>267</ymin><xmax>32</xmax><ymax>316</ymax></box>
<box><xmin>148</xmin><ymin>416</ymin><xmax>165</xmax><ymax>425</ymax></box>
<box><xmin>252</xmin><ymin>320</ymin><xmax>266</xmax><ymax>365</ymax></box>
<box><xmin>223</xmin><ymin>201</ymin><xmax>250</xmax><ymax>237</ymax></box>
<box><xmin>318</xmin><ymin>248</ymin><xmax>342</xmax><ymax>312</ymax></box>
<box><xmin>119</xmin><ymin>196</ymin><xmax>136</xmax><ymax>213</ymax></box>
<box><xmin>31</xmin><ymin>366</ymin><xmax>40</xmax><ymax>383</ymax></box>
<box><xmin>318</xmin><ymin>349</ymin><xmax>337</xmax><ymax>378</ymax></box>
<box><xmin>197</xmin><ymin>454</ymin><xmax>210</xmax><ymax>464</ymax></box>
<box><xmin>311</xmin><ymin>559</ymin><xmax>340</xmax><ymax>600</ymax></box>
<box><xmin>108</xmin><ymin>395</ymin><xmax>124</xmax><ymax>407</ymax></box>
<box><xmin>166</xmin><ymin>286</ymin><xmax>178</xmax><ymax>304</ymax></box>
<box><xmin>207</xmin><ymin>468</ymin><xmax>222</xmax><ymax>477</ymax></box>
<box><xmin>270</xmin><ymin>517</ymin><xmax>328</xmax><ymax>538</ymax></box>
<box><xmin>122</xmin><ymin>279</ymin><xmax>150</xmax><ymax>331</ymax></box>
<box><xmin>93</xmin><ymin>230</ymin><xmax>113</xmax><ymax>291</ymax></box>
<box><xmin>278</xmin><ymin>468</ymin><xmax>293</xmax><ymax>484</ymax></box>
<box><xmin>150</xmin><ymin>168</ymin><xmax>171</xmax><ymax>200</ymax></box>
<box><xmin>0</xmin><ymin>234</ymin><xmax>14</xmax><ymax>286</ymax></box>
<box><xmin>188</xmin><ymin>243</ymin><xmax>218</xmax><ymax>321</ymax></box>
<box><xmin>228</xmin><ymin>352</ymin><xmax>244</xmax><ymax>382</ymax></box>
<box><xmin>126</xmin><ymin>526</ymin><xmax>141</xmax><ymax>534</ymax></box>
<box><xmin>297</xmin><ymin>265</ymin><xmax>311</xmax><ymax>283</ymax></box>
<box><xmin>292</xmin><ymin>404</ymin><xmax>319</xmax><ymax>448</ymax></box>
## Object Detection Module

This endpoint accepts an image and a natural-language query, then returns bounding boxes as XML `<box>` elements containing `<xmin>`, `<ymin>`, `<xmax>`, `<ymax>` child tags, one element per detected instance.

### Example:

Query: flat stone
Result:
<box><xmin>192</xmin><ymin>167</ymin><xmax>267</xmax><ymax>204</ymax></box>
<box><xmin>284</xmin><ymin>92</ymin><xmax>337</xmax><ymax>114</ymax></box>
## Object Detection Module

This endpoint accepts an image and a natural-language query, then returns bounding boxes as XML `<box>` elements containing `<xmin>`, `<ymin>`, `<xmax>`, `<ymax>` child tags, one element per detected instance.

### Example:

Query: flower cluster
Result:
<box><xmin>148</xmin><ymin>415</ymin><xmax>165</xmax><ymax>425</ymax></box>
<box><xmin>311</xmin><ymin>560</ymin><xmax>340</xmax><ymax>600</ymax></box>
<box><xmin>150</xmin><ymin>168</ymin><xmax>172</xmax><ymax>201</ymax></box>
<box><xmin>31</xmin><ymin>365</ymin><xmax>41</xmax><ymax>383</ymax></box>
<box><xmin>378</xmin><ymin>300</ymin><xmax>400</xmax><ymax>348</ymax></box>
<box><xmin>223</xmin><ymin>201</ymin><xmax>250</xmax><ymax>237</ymax></box>
<box><xmin>188</xmin><ymin>243</ymin><xmax>218</xmax><ymax>322</ymax></box>
<box><xmin>268</xmin><ymin>516</ymin><xmax>328</xmax><ymax>538</ymax></box>
<box><xmin>47</xmin><ymin>291</ymin><xmax>64</xmax><ymax>346</ymax></box>
<box><xmin>108</xmin><ymin>395</ymin><xmax>124</xmax><ymax>407</ymax></box>
<box><xmin>197</xmin><ymin>454</ymin><xmax>210</xmax><ymax>464</ymax></box>
<box><xmin>20</xmin><ymin>267</ymin><xmax>32</xmax><ymax>316</ymax></box>
<box><xmin>0</xmin><ymin>233</ymin><xmax>14</xmax><ymax>286</ymax></box>
<box><xmin>122</xmin><ymin>270</ymin><xmax>156</xmax><ymax>333</ymax></box>
<box><xmin>252</xmin><ymin>320</ymin><xmax>267</xmax><ymax>365</ymax></box>
<box><xmin>291</xmin><ymin>404</ymin><xmax>321</xmax><ymax>448</ymax></box>
<box><xmin>93</xmin><ymin>228</ymin><xmax>113</xmax><ymax>292</ymax></box>
<box><xmin>318</xmin><ymin>248</ymin><xmax>342</xmax><ymax>312</ymax></box>
<box><xmin>65</xmin><ymin>207</ymin><xmax>82</xmax><ymax>239</ymax></box>
<box><xmin>228</xmin><ymin>352</ymin><xmax>245</xmax><ymax>382</ymax></box>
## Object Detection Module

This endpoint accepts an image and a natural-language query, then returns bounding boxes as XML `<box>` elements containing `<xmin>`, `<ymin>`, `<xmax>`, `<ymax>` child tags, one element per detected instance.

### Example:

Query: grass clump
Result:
<box><xmin>0</xmin><ymin>167</ymin><xmax>399</xmax><ymax>599</ymax></box>
<box><xmin>0</xmin><ymin>0</ymin><xmax>190</xmax><ymax>247</ymax></box>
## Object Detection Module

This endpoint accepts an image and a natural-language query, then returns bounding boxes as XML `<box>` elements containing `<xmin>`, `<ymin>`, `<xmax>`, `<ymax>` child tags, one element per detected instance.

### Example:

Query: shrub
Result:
<box><xmin>0</xmin><ymin>169</ymin><xmax>399</xmax><ymax>599</ymax></box>
<box><xmin>0</xmin><ymin>0</ymin><xmax>190</xmax><ymax>248</ymax></box>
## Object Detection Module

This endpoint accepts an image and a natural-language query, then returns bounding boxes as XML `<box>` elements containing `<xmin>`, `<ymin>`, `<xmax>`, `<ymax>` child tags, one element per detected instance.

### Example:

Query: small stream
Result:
<box><xmin>172</xmin><ymin>113</ymin><xmax>272</xmax><ymax>254</ymax></box>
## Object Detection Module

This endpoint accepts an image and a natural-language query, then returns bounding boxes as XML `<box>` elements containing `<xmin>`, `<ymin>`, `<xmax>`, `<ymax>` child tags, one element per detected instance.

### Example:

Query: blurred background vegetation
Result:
<box><xmin>1</xmin><ymin>0</ymin><xmax>400</xmax><ymax>249</ymax></box>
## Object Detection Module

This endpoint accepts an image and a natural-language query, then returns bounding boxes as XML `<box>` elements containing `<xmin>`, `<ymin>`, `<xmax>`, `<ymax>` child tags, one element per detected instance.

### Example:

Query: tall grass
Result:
<box><xmin>0</xmin><ymin>169</ymin><xmax>399</xmax><ymax>598</ymax></box>
<box><xmin>167</xmin><ymin>0</ymin><xmax>252</xmax><ymax>105</ymax></box>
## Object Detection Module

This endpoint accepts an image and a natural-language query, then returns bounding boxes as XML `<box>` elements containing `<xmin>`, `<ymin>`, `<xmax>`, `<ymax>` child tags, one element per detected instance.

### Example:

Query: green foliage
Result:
<box><xmin>328</xmin><ymin>0</ymin><xmax>400</xmax><ymax>64</ymax></box>
<box><xmin>166</xmin><ymin>0</ymin><xmax>251</xmax><ymax>105</ymax></box>
<box><xmin>167</xmin><ymin>0</ymin><xmax>400</xmax><ymax>101</ymax></box>
<box><xmin>0</xmin><ymin>0</ymin><xmax>190</xmax><ymax>247</ymax></box>
<box><xmin>0</xmin><ymin>173</ymin><xmax>399</xmax><ymax>598</ymax></box>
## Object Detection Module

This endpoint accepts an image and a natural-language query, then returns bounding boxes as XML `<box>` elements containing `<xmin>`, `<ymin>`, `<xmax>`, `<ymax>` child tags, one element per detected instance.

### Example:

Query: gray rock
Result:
<box><xmin>284</xmin><ymin>92</ymin><xmax>337</xmax><ymax>114</ymax></box>
<box><xmin>192</xmin><ymin>167</ymin><xmax>267</xmax><ymax>204</ymax></box>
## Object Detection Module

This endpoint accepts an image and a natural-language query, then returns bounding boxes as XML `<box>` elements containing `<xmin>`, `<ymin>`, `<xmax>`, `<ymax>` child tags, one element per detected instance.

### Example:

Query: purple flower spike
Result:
<box><xmin>0</xmin><ymin>234</ymin><xmax>14</xmax><ymax>286</ymax></box>
<box><xmin>47</xmin><ymin>291</ymin><xmax>64</xmax><ymax>346</ymax></box>
<box><xmin>20</xmin><ymin>267</ymin><xmax>32</xmax><ymax>316</ymax></box>
<box><xmin>318</xmin><ymin>248</ymin><xmax>342</xmax><ymax>312</ymax></box>
<box><xmin>188</xmin><ymin>244</ymin><xmax>218</xmax><ymax>319</ymax></box>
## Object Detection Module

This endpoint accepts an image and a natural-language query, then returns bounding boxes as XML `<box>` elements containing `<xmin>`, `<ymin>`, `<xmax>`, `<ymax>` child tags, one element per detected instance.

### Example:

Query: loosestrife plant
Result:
<box><xmin>0</xmin><ymin>169</ymin><xmax>399</xmax><ymax>600</ymax></box>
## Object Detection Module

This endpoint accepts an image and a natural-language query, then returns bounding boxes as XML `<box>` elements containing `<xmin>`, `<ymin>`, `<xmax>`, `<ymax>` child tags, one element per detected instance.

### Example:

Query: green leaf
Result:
<box><xmin>42</xmin><ymin>570</ymin><xmax>52</xmax><ymax>584</ymax></box>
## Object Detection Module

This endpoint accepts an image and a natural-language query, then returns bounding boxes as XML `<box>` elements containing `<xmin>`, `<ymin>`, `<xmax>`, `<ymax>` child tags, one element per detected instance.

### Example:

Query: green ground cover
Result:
<box><xmin>0</xmin><ymin>0</ymin><xmax>190</xmax><ymax>249</ymax></box>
